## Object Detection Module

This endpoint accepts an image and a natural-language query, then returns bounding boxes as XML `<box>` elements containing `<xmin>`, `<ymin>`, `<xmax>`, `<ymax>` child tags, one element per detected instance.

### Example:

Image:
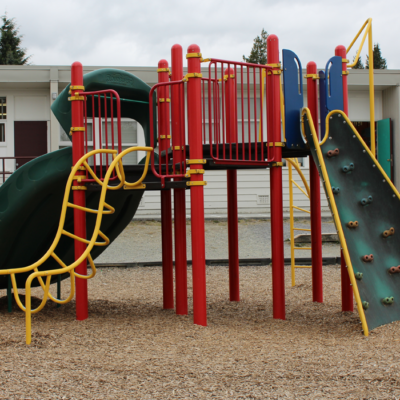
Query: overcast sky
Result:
<box><xmin>2</xmin><ymin>0</ymin><xmax>400</xmax><ymax>70</ymax></box>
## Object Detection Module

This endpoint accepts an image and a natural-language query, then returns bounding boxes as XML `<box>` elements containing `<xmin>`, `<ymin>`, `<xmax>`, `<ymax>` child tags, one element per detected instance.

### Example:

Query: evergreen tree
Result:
<box><xmin>243</xmin><ymin>29</ymin><xmax>268</xmax><ymax>64</ymax></box>
<box><xmin>366</xmin><ymin>43</ymin><xmax>387</xmax><ymax>69</ymax></box>
<box><xmin>0</xmin><ymin>15</ymin><xmax>30</xmax><ymax>65</ymax></box>
<box><xmin>352</xmin><ymin>55</ymin><xmax>364</xmax><ymax>69</ymax></box>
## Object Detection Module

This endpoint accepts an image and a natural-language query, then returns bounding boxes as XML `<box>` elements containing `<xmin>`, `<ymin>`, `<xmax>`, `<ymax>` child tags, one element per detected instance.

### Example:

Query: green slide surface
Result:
<box><xmin>303</xmin><ymin>109</ymin><xmax>400</xmax><ymax>332</ymax></box>
<box><xmin>0</xmin><ymin>69</ymin><xmax>157</xmax><ymax>290</ymax></box>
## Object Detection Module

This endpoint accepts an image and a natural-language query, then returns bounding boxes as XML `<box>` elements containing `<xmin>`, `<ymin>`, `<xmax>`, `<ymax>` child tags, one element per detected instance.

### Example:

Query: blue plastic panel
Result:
<box><xmin>319</xmin><ymin>70</ymin><xmax>327</xmax><ymax>139</ymax></box>
<box><xmin>325</xmin><ymin>56</ymin><xmax>344</xmax><ymax>112</ymax></box>
<box><xmin>282</xmin><ymin>49</ymin><xmax>305</xmax><ymax>149</ymax></box>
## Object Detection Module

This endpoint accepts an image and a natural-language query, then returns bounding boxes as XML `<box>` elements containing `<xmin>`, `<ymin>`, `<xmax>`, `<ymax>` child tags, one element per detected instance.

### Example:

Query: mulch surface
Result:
<box><xmin>0</xmin><ymin>265</ymin><xmax>399</xmax><ymax>399</ymax></box>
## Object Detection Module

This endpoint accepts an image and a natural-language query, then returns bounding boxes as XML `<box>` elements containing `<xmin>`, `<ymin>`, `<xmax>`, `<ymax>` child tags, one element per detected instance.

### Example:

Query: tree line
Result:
<box><xmin>243</xmin><ymin>29</ymin><xmax>387</xmax><ymax>70</ymax></box>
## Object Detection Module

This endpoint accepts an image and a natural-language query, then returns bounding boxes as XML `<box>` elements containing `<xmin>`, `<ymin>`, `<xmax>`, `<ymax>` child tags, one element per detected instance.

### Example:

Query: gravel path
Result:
<box><xmin>0</xmin><ymin>265</ymin><xmax>399</xmax><ymax>399</ymax></box>
<box><xmin>95</xmin><ymin>219</ymin><xmax>340</xmax><ymax>264</ymax></box>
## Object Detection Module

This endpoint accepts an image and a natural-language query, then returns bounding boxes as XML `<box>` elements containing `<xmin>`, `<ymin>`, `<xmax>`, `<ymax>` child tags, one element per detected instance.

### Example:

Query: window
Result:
<box><xmin>59</xmin><ymin>119</ymin><xmax>138</xmax><ymax>165</ymax></box>
<box><xmin>0</xmin><ymin>97</ymin><xmax>6</xmax><ymax>119</ymax></box>
<box><xmin>0</xmin><ymin>123</ymin><xmax>5</xmax><ymax>142</ymax></box>
<box><xmin>0</xmin><ymin>97</ymin><xmax>6</xmax><ymax>143</ymax></box>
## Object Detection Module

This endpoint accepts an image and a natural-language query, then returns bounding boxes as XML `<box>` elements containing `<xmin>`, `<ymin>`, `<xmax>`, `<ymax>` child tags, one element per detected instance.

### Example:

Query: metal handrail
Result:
<box><xmin>346</xmin><ymin>18</ymin><xmax>375</xmax><ymax>155</ymax></box>
<box><xmin>0</xmin><ymin>156</ymin><xmax>37</xmax><ymax>183</ymax></box>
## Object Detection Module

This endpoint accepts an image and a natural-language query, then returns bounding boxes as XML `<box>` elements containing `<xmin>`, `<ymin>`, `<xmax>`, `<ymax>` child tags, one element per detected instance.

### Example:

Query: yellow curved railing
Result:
<box><xmin>1</xmin><ymin>146</ymin><xmax>153</xmax><ymax>344</ymax></box>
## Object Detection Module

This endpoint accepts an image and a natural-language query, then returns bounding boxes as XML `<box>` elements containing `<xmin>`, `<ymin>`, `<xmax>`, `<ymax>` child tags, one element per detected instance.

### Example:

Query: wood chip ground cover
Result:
<box><xmin>0</xmin><ymin>265</ymin><xmax>399</xmax><ymax>399</ymax></box>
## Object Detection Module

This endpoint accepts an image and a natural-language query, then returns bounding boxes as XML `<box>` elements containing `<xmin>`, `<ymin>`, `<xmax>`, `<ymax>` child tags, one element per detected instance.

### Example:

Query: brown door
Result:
<box><xmin>14</xmin><ymin>121</ymin><xmax>48</xmax><ymax>168</ymax></box>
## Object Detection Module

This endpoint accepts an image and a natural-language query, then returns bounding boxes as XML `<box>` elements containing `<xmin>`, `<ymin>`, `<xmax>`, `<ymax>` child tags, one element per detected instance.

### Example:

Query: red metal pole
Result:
<box><xmin>337</xmin><ymin>46</ymin><xmax>353</xmax><ymax>311</ymax></box>
<box><xmin>225</xmin><ymin>67</ymin><xmax>240</xmax><ymax>301</ymax></box>
<box><xmin>187</xmin><ymin>44</ymin><xmax>207</xmax><ymax>326</ymax></box>
<box><xmin>158</xmin><ymin>60</ymin><xmax>174</xmax><ymax>310</ymax></box>
<box><xmin>335</xmin><ymin>45</ymin><xmax>353</xmax><ymax>312</ymax></box>
<box><xmin>267</xmin><ymin>35</ymin><xmax>285</xmax><ymax>320</ymax></box>
<box><xmin>71</xmin><ymin>62</ymin><xmax>88</xmax><ymax>321</ymax></box>
<box><xmin>171</xmin><ymin>44</ymin><xmax>188</xmax><ymax>315</ymax></box>
<box><xmin>306</xmin><ymin>62</ymin><xmax>323</xmax><ymax>303</ymax></box>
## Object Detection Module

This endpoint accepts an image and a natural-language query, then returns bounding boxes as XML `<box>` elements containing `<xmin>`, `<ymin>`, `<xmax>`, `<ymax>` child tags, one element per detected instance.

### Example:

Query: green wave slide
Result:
<box><xmin>0</xmin><ymin>69</ymin><xmax>157</xmax><ymax>290</ymax></box>
<box><xmin>303</xmin><ymin>108</ymin><xmax>400</xmax><ymax>334</ymax></box>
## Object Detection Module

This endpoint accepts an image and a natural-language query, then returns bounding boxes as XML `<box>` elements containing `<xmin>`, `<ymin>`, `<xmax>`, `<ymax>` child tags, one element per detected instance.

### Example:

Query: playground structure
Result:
<box><xmin>0</xmin><ymin>18</ymin><xmax>397</xmax><ymax>344</ymax></box>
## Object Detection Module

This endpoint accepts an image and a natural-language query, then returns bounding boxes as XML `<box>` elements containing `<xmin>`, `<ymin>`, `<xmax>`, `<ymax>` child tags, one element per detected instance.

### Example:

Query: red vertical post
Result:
<box><xmin>158</xmin><ymin>60</ymin><xmax>174</xmax><ymax>310</ymax></box>
<box><xmin>187</xmin><ymin>44</ymin><xmax>207</xmax><ymax>326</ymax></box>
<box><xmin>225</xmin><ymin>67</ymin><xmax>240</xmax><ymax>301</ymax></box>
<box><xmin>335</xmin><ymin>45</ymin><xmax>353</xmax><ymax>312</ymax></box>
<box><xmin>306</xmin><ymin>62</ymin><xmax>323</xmax><ymax>303</ymax></box>
<box><xmin>171</xmin><ymin>44</ymin><xmax>188</xmax><ymax>315</ymax></box>
<box><xmin>71</xmin><ymin>62</ymin><xmax>88</xmax><ymax>320</ymax></box>
<box><xmin>267</xmin><ymin>35</ymin><xmax>285</xmax><ymax>320</ymax></box>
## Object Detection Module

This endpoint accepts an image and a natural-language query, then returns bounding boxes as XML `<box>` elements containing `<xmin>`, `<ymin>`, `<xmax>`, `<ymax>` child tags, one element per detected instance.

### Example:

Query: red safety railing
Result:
<box><xmin>149</xmin><ymin>80</ymin><xmax>187</xmax><ymax>186</ymax></box>
<box><xmin>80</xmin><ymin>89</ymin><xmax>122</xmax><ymax>183</ymax></box>
<box><xmin>204</xmin><ymin>59</ymin><xmax>274</xmax><ymax>166</ymax></box>
<box><xmin>149</xmin><ymin>58</ymin><xmax>278</xmax><ymax>181</ymax></box>
<box><xmin>0</xmin><ymin>156</ymin><xmax>37</xmax><ymax>183</ymax></box>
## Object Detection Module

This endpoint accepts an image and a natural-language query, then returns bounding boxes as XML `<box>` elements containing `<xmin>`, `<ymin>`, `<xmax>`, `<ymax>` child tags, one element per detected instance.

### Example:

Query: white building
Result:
<box><xmin>0</xmin><ymin>65</ymin><xmax>398</xmax><ymax>218</ymax></box>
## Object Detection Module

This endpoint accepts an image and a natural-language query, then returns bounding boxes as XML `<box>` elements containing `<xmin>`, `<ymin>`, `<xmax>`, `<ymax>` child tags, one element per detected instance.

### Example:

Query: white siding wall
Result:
<box><xmin>135</xmin><ymin>166</ymin><xmax>330</xmax><ymax>219</ymax></box>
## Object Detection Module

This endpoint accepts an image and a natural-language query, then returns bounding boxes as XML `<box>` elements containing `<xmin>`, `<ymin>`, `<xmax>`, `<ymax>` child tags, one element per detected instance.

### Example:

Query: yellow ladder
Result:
<box><xmin>286</xmin><ymin>158</ymin><xmax>312</xmax><ymax>286</ymax></box>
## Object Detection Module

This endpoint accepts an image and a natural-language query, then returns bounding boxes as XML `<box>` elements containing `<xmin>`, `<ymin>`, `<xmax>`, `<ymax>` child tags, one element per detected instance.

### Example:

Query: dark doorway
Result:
<box><xmin>14</xmin><ymin>121</ymin><xmax>48</xmax><ymax>168</ymax></box>
<box><xmin>352</xmin><ymin>119</ymin><xmax>394</xmax><ymax>182</ymax></box>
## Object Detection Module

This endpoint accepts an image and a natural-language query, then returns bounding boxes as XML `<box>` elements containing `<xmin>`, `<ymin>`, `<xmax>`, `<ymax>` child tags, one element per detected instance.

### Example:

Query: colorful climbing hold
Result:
<box><xmin>361</xmin><ymin>254</ymin><xmax>374</xmax><ymax>262</ymax></box>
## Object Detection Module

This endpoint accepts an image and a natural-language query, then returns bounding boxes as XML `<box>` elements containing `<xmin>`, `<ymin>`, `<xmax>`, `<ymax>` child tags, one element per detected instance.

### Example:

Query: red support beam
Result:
<box><xmin>71</xmin><ymin>62</ymin><xmax>88</xmax><ymax>321</ymax></box>
<box><xmin>306</xmin><ymin>61</ymin><xmax>323</xmax><ymax>303</ymax></box>
<box><xmin>335</xmin><ymin>45</ymin><xmax>353</xmax><ymax>312</ymax></box>
<box><xmin>171</xmin><ymin>44</ymin><xmax>188</xmax><ymax>315</ymax></box>
<box><xmin>225</xmin><ymin>67</ymin><xmax>240</xmax><ymax>301</ymax></box>
<box><xmin>158</xmin><ymin>60</ymin><xmax>174</xmax><ymax>310</ymax></box>
<box><xmin>187</xmin><ymin>44</ymin><xmax>207</xmax><ymax>326</ymax></box>
<box><xmin>267</xmin><ymin>35</ymin><xmax>285</xmax><ymax>320</ymax></box>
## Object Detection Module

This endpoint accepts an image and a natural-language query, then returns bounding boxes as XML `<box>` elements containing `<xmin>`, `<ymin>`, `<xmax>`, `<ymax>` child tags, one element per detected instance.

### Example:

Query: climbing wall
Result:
<box><xmin>303</xmin><ymin>109</ymin><xmax>400</xmax><ymax>332</ymax></box>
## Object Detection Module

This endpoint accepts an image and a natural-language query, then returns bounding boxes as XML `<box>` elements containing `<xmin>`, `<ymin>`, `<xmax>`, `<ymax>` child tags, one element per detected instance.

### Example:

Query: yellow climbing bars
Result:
<box><xmin>346</xmin><ymin>18</ymin><xmax>375</xmax><ymax>156</ymax></box>
<box><xmin>1</xmin><ymin>145</ymin><xmax>153</xmax><ymax>344</ymax></box>
<box><xmin>286</xmin><ymin>158</ymin><xmax>312</xmax><ymax>286</ymax></box>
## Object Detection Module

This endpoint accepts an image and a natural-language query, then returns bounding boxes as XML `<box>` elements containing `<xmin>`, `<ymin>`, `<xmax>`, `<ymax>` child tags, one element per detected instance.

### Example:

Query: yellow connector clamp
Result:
<box><xmin>185</xmin><ymin>169</ymin><xmax>205</xmax><ymax>178</ymax></box>
<box><xmin>267</xmin><ymin>70</ymin><xmax>282</xmax><ymax>75</ymax></box>
<box><xmin>69</xmin><ymin>127</ymin><xmax>85</xmax><ymax>136</ymax></box>
<box><xmin>157</xmin><ymin>68</ymin><xmax>170</xmax><ymax>73</ymax></box>
<box><xmin>68</xmin><ymin>95</ymin><xmax>85</xmax><ymax>101</ymax></box>
<box><xmin>266</xmin><ymin>63</ymin><xmax>281</xmax><ymax>68</ymax></box>
<box><xmin>187</xmin><ymin>181</ymin><xmax>207</xmax><ymax>186</ymax></box>
<box><xmin>159</xmin><ymin>135</ymin><xmax>171</xmax><ymax>139</ymax></box>
<box><xmin>171</xmin><ymin>146</ymin><xmax>184</xmax><ymax>151</ymax></box>
<box><xmin>342</xmin><ymin>71</ymin><xmax>349</xmax><ymax>75</ymax></box>
<box><xmin>159</xmin><ymin>98</ymin><xmax>171</xmax><ymax>103</ymax></box>
<box><xmin>267</xmin><ymin>142</ymin><xmax>286</xmax><ymax>147</ymax></box>
<box><xmin>304</xmin><ymin>74</ymin><xmax>319</xmax><ymax>80</ymax></box>
<box><xmin>186</xmin><ymin>52</ymin><xmax>202</xmax><ymax>59</ymax></box>
<box><xmin>271</xmin><ymin>162</ymin><xmax>284</xmax><ymax>167</ymax></box>
<box><xmin>187</xmin><ymin>159</ymin><xmax>206</xmax><ymax>165</ymax></box>
<box><xmin>182</xmin><ymin>73</ymin><xmax>203</xmax><ymax>81</ymax></box>
<box><xmin>72</xmin><ymin>186</ymin><xmax>87</xmax><ymax>191</ymax></box>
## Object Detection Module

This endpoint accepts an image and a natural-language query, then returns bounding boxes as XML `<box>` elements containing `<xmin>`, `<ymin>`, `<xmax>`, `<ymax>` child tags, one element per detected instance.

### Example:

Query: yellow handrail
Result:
<box><xmin>1</xmin><ymin>146</ymin><xmax>153</xmax><ymax>344</ymax></box>
<box><xmin>258</xmin><ymin>68</ymin><xmax>286</xmax><ymax>143</ymax></box>
<box><xmin>346</xmin><ymin>18</ymin><xmax>375</xmax><ymax>156</ymax></box>
<box><xmin>300</xmin><ymin>107</ymin><xmax>370</xmax><ymax>336</ymax></box>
